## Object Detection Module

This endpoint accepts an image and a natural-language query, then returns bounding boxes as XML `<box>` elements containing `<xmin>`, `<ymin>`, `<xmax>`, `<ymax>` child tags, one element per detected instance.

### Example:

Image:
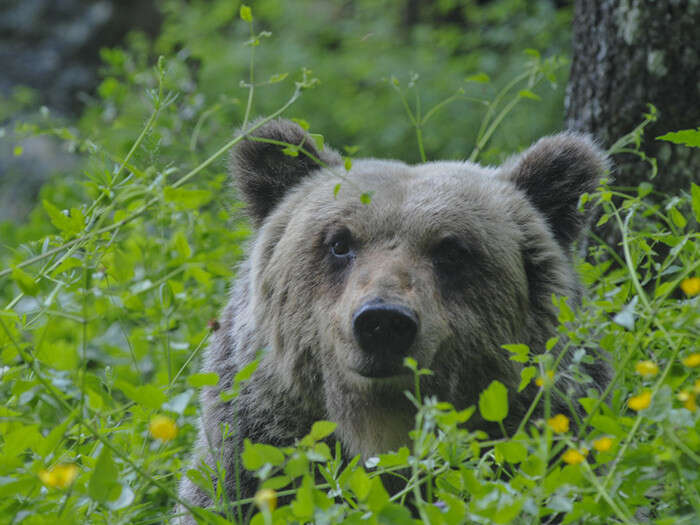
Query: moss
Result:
<box><xmin>647</xmin><ymin>50</ymin><xmax>668</xmax><ymax>77</ymax></box>
<box><xmin>615</xmin><ymin>0</ymin><xmax>642</xmax><ymax>45</ymax></box>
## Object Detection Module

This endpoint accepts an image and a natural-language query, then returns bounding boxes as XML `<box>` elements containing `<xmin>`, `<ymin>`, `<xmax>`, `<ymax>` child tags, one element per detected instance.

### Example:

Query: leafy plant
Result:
<box><xmin>1</xmin><ymin>3</ymin><xmax>698</xmax><ymax>524</ymax></box>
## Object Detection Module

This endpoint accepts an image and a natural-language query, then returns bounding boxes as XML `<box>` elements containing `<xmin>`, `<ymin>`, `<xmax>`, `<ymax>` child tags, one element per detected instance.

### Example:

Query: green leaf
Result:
<box><xmin>333</xmin><ymin>183</ymin><xmax>341</xmax><ymax>197</ymax></box>
<box><xmin>43</xmin><ymin>200</ymin><xmax>84</xmax><ymax>237</ymax></box>
<box><xmin>240</xmin><ymin>5</ymin><xmax>252</xmax><ymax>22</ymax></box>
<box><xmin>163</xmin><ymin>186</ymin><xmax>213</xmax><ymax>210</ymax></box>
<box><xmin>377</xmin><ymin>446</ymin><xmax>411</xmax><ymax>468</ymax></box>
<box><xmin>637</xmin><ymin>182</ymin><xmax>653</xmax><ymax>198</ymax></box>
<box><xmin>269</xmin><ymin>72</ymin><xmax>288</xmax><ymax>83</ymax></box>
<box><xmin>187</xmin><ymin>372</ymin><xmax>220</xmax><ymax>388</ymax></box>
<box><xmin>691</xmin><ymin>182</ymin><xmax>700</xmax><ymax>222</ymax></box>
<box><xmin>656</xmin><ymin>128</ymin><xmax>700</xmax><ymax>148</ymax></box>
<box><xmin>115</xmin><ymin>381</ymin><xmax>166</xmax><ymax>410</ymax></box>
<box><xmin>479</xmin><ymin>380</ymin><xmax>508</xmax><ymax>422</ymax></box>
<box><xmin>172</xmin><ymin>230</ymin><xmax>192</xmax><ymax>259</ymax></box>
<box><xmin>502</xmin><ymin>343</ymin><xmax>529</xmax><ymax>363</ymax></box>
<box><xmin>465</xmin><ymin>72</ymin><xmax>490</xmax><ymax>83</ymax></box>
<box><xmin>669</xmin><ymin>207</ymin><xmax>687</xmax><ymax>229</ymax></box>
<box><xmin>309</xmin><ymin>133</ymin><xmax>324</xmax><ymax>151</ymax></box>
<box><xmin>590</xmin><ymin>414</ymin><xmax>623</xmax><ymax>436</ymax></box>
<box><xmin>3</xmin><ymin>425</ymin><xmax>42</xmax><ymax>456</ymax></box>
<box><xmin>51</xmin><ymin>256</ymin><xmax>84</xmax><ymax>277</ymax></box>
<box><xmin>555</xmin><ymin>296</ymin><xmax>575</xmax><ymax>323</ymax></box>
<box><xmin>307</xmin><ymin>421</ymin><xmax>337</xmax><ymax>442</ymax></box>
<box><xmin>38</xmin><ymin>410</ymin><xmax>77</xmax><ymax>458</ymax></box>
<box><xmin>495</xmin><ymin>439</ymin><xmax>528</xmax><ymax>464</ymax></box>
<box><xmin>518</xmin><ymin>366</ymin><xmax>537</xmax><ymax>392</ymax></box>
<box><xmin>378</xmin><ymin>504</ymin><xmax>415</xmax><ymax>524</ymax></box>
<box><xmin>291</xmin><ymin>118</ymin><xmax>309</xmax><ymax>130</ymax></box>
<box><xmin>11</xmin><ymin>266</ymin><xmax>39</xmax><ymax>296</ymax></box>
<box><xmin>365</xmin><ymin>477</ymin><xmax>389</xmax><ymax>512</ymax></box>
<box><xmin>492</xmin><ymin>497</ymin><xmax>525</xmax><ymax>524</ymax></box>
<box><xmin>242</xmin><ymin>439</ymin><xmax>285</xmax><ymax>470</ymax></box>
<box><xmin>262</xmin><ymin>475</ymin><xmax>293</xmax><ymax>490</ymax></box>
<box><xmin>344</xmin><ymin>157</ymin><xmax>352</xmax><ymax>171</ymax></box>
<box><xmin>234</xmin><ymin>358</ymin><xmax>260</xmax><ymax>388</ymax></box>
<box><xmin>101</xmin><ymin>249</ymin><xmax>134</xmax><ymax>283</ymax></box>
<box><xmin>348</xmin><ymin>467</ymin><xmax>371</xmax><ymax>501</ymax></box>
<box><xmin>291</xmin><ymin>475</ymin><xmax>314</xmax><ymax>520</ymax></box>
<box><xmin>37</xmin><ymin>339</ymin><xmax>78</xmax><ymax>370</ymax></box>
<box><xmin>89</xmin><ymin>447</ymin><xmax>121</xmax><ymax>503</ymax></box>
<box><xmin>518</xmin><ymin>90</ymin><xmax>541</xmax><ymax>101</ymax></box>
<box><xmin>521</xmin><ymin>454</ymin><xmax>545</xmax><ymax>477</ymax></box>
<box><xmin>360</xmin><ymin>192</ymin><xmax>372</xmax><ymax>204</ymax></box>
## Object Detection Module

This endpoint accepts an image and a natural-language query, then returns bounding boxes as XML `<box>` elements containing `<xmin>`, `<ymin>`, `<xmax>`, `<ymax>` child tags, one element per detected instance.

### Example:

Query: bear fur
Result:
<box><xmin>177</xmin><ymin>119</ymin><xmax>612</xmax><ymax>521</ymax></box>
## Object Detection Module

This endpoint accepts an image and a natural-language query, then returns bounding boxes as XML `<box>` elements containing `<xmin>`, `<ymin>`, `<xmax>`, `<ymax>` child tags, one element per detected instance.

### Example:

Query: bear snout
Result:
<box><xmin>351</xmin><ymin>298</ymin><xmax>418</xmax><ymax>377</ymax></box>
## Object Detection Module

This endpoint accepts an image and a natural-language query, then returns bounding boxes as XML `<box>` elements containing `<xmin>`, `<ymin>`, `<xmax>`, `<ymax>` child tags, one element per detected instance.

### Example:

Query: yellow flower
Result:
<box><xmin>680</xmin><ymin>277</ymin><xmax>700</xmax><ymax>297</ymax></box>
<box><xmin>38</xmin><ymin>464</ymin><xmax>79</xmax><ymax>489</ymax></box>
<box><xmin>628</xmin><ymin>391</ymin><xmax>652</xmax><ymax>411</ymax></box>
<box><xmin>592</xmin><ymin>436</ymin><xmax>614</xmax><ymax>452</ymax></box>
<box><xmin>682</xmin><ymin>353</ymin><xmax>700</xmax><ymax>368</ymax></box>
<box><xmin>149</xmin><ymin>415</ymin><xmax>178</xmax><ymax>442</ymax></box>
<box><xmin>535</xmin><ymin>370</ymin><xmax>554</xmax><ymax>387</ymax></box>
<box><xmin>677</xmin><ymin>390</ymin><xmax>697</xmax><ymax>412</ymax></box>
<box><xmin>254</xmin><ymin>488</ymin><xmax>278</xmax><ymax>512</ymax></box>
<box><xmin>634</xmin><ymin>360</ymin><xmax>659</xmax><ymax>378</ymax></box>
<box><xmin>562</xmin><ymin>448</ymin><xmax>586</xmax><ymax>465</ymax></box>
<box><xmin>547</xmin><ymin>414</ymin><xmax>570</xmax><ymax>434</ymax></box>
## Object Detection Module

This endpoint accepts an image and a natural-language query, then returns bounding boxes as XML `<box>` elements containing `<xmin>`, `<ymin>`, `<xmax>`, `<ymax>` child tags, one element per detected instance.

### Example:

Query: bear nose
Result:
<box><xmin>352</xmin><ymin>300</ymin><xmax>418</xmax><ymax>356</ymax></box>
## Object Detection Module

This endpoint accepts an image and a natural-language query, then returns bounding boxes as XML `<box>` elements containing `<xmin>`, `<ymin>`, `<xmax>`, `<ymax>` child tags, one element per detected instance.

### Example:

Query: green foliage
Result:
<box><xmin>657</xmin><ymin>128</ymin><xmax>700</xmax><ymax>148</ymax></box>
<box><xmin>1</xmin><ymin>1</ymin><xmax>699</xmax><ymax>523</ymax></box>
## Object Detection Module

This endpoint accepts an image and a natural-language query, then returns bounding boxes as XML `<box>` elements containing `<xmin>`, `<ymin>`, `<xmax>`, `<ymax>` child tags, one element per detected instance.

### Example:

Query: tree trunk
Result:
<box><xmin>565</xmin><ymin>0</ymin><xmax>700</xmax><ymax>195</ymax></box>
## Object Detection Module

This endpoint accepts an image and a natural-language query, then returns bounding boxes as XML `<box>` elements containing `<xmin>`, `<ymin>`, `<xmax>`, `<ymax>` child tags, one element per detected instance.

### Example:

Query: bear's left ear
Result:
<box><xmin>231</xmin><ymin>118</ymin><xmax>342</xmax><ymax>226</ymax></box>
<box><xmin>500</xmin><ymin>132</ymin><xmax>609</xmax><ymax>248</ymax></box>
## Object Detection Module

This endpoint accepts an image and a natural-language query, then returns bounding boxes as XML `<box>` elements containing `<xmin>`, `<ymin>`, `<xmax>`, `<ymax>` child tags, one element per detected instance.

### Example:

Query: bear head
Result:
<box><xmin>229</xmin><ymin>118</ymin><xmax>609</xmax><ymax>457</ymax></box>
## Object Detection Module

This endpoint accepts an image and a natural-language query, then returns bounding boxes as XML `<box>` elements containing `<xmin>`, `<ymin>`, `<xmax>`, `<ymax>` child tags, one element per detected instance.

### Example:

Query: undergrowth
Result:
<box><xmin>1</xmin><ymin>6</ymin><xmax>699</xmax><ymax>525</ymax></box>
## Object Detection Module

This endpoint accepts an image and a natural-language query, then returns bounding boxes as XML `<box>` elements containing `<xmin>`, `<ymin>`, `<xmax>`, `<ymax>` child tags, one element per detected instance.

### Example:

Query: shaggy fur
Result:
<box><xmin>177</xmin><ymin>119</ymin><xmax>612</xmax><ymax>522</ymax></box>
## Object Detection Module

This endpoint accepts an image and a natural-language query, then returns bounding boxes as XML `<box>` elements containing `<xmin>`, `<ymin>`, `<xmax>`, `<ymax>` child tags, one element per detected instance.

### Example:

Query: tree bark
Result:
<box><xmin>565</xmin><ymin>0</ymin><xmax>700</xmax><ymax>195</ymax></box>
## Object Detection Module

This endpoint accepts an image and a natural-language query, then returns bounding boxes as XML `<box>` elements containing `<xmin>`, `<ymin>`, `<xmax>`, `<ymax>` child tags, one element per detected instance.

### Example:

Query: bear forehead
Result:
<box><xmin>279</xmin><ymin>159</ymin><xmax>527</xmax><ymax>251</ymax></box>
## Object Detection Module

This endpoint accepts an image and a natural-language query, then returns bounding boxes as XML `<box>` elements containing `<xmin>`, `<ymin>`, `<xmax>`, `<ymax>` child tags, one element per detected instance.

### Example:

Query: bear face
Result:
<box><xmin>179</xmin><ymin>119</ymin><xmax>611</xmax><ymax>515</ymax></box>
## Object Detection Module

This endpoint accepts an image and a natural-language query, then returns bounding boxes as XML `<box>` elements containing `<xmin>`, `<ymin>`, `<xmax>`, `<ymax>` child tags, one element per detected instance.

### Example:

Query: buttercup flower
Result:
<box><xmin>680</xmin><ymin>277</ymin><xmax>700</xmax><ymax>297</ymax></box>
<box><xmin>677</xmin><ymin>390</ymin><xmax>697</xmax><ymax>412</ymax></box>
<box><xmin>593</xmin><ymin>436</ymin><xmax>614</xmax><ymax>452</ymax></box>
<box><xmin>634</xmin><ymin>360</ymin><xmax>659</xmax><ymax>378</ymax></box>
<box><xmin>149</xmin><ymin>415</ymin><xmax>178</xmax><ymax>442</ymax></box>
<box><xmin>547</xmin><ymin>414</ymin><xmax>570</xmax><ymax>434</ymax></box>
<box><xmin>39</xmin><ymin>464</ymin><xmax>79</xmax><ymax>489</ymax></box>
<box><xmin>254</xmin><ymin>488</ymin><xmax>278</xmax><ymax>511</ymax></box>
<box><xmin>535</xmin><ymin>370</ymin><xmax>554</xmax><ymax>387</ymax></box>
<box><xmin>682</xmin><ymin>353</ymin><xmax>700</xmax><ymax>368</ymax></box>
<box><xmin>562</xmin><ymin>448</ymin><xmax>586</xmax><ymax>465</ymax></box>
<box><xmin>628</xmin><ymin>391</ymin><xmax>652</xmax><ymax>411</ymax></box>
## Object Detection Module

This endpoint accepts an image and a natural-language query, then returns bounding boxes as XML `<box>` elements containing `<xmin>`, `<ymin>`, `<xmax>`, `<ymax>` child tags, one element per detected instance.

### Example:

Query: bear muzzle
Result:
<box><xmin>351</xmin><ymin>298</ymin><xmax>418</xmax><ymax>378</ymax></box>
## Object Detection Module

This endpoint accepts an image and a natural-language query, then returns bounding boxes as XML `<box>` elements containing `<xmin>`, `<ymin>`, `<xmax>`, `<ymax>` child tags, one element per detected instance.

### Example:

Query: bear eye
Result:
<box><xmin>327</xmin><ymin>228</ymin><xmax>355</xmax><ymax>262</ymax></box>
<box><xmin>432</xmin><ymin>236</ymin><xmax>469</xmax><ymax>268</ymax></box>
<box><xmin>331</xmin><ymin>238</ymin><xmax>350</xmax><ymax>256</ymax></box>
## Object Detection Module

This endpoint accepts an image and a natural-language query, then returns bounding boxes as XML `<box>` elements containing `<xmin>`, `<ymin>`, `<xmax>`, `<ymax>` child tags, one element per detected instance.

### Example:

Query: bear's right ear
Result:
<box><xmin>231</xmin><ymin>118</ymin><xmax>342</xmax><ymax>225</ymax></box>
<box><xmin>500</xmin><ymin>132</ymin><xmax>610</xmax><ymax>249</ymax></box>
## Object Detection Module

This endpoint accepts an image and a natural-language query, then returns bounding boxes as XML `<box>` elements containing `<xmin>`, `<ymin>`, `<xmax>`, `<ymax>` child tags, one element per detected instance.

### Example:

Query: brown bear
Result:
<box><xmin>177</xmin><ymin>119</ymin><xmax>611</xmax><ymax>521</ymax></box>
